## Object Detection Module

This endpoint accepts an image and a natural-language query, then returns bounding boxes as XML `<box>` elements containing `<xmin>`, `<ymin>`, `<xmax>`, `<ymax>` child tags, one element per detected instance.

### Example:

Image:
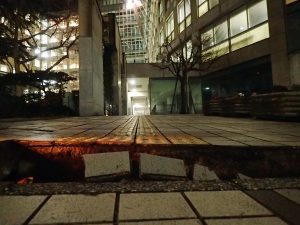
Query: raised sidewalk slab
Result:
<box><xmin>83</xmin><ymin>151</ymin><xmax>130</xmax><ymax>180</ymax></box>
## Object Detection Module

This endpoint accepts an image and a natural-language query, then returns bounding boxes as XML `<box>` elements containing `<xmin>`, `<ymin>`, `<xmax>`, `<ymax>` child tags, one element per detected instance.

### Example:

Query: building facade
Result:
<box><xmin>125</xmin><ymin>0</ymin><xmax>300</xmax><ymax>115</ymax></box>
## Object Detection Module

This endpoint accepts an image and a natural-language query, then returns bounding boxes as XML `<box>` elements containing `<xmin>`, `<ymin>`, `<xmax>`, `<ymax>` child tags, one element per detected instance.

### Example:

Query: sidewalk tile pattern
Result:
<box><xmin>275</xmin><ymin>189</ymin><xmax>300</xmax><ymax>205</ymax></box>
<box><xmin>0</xmin><ymin>195</ymin><xmax>47</xmax><ymax>225</ymax></box>
<box><xmin>119</xmin><ymin>220</ymin><xmax>203</xmax><ymax>225</ymax></box>
<box><xmin>29</xmin><ymin>194</ymin><xmax>115</xmax><ymax>224</ymax></box>
<box><xmin>205</xmin><ymin>217</ymin><xmax>288</xmax><ymax>225</ymax></box>
<box><xmin>185</xmin><ymin>191</ymin><xmax>272</xmax><ymax>217</ymax></box>
<box><xmin>119</xmin><ymin>193</ymin><xmax>196</xmax><ymax>220</ymax></box>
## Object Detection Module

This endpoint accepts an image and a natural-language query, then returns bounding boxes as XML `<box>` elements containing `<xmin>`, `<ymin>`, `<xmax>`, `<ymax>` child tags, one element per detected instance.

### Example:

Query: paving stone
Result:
<box><xmin>30</xmin><ymin>194</ymin><xmax>115</xmax><ymax>224</ymax></box>
<box><xmin>119</xmin><ymin>193</ymin><xmax>196</xmax><ymax>220</ymax></box>
<box><xmin>245</xmin><ymin>190</ymin><xmax>300</xmax><ymax>225</ymax></box>
<box><xmin>205</xmin><ymin>217</ymin><xmax>288</xmax><ymax>225</ymax></box>
<box><xmin>0</xmin><ymin>195</ymin><xmax>47</xmax><ymax>225</ymax></box>
<box><xmin>185</xmin><ymin>191</ymin><xmax>272</xmax><ymax>217</ymax></box>
<box><xmin>193</xmin><ymin>164</ymin><xmax>219</xmax><ymax>181</ymax></box>
<box><xmin>83</xmin><ymin>151</ymin><xmax>130</xmax><ymax>179</ymax></box>
<box><xmin>275</xmin><ymin>189</ymin><xmax>300</xmax><ymax>204</ymax></box>
<box><xmin>140</xmin><ymin>154</ymin><xmax>186</xmax><ymax>179</ymax></box>
<box><xmin>119</xmin><ymin>220</ymin><xmax>203</xmax><ymax>225</ymax></box>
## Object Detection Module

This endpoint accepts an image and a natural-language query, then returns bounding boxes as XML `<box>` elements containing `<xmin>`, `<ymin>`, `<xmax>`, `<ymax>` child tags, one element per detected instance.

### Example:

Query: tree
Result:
<box><xmin>156</xmin><ymin>33</ymin><xmax>218</xmax><ymax>114</ymax></box>
<box><xmin>0</xmin><ymin>71</ymin><xmax>76</xmax><ymax>117</ymax></box>
<box><xmin>0</xmin><ymin>0</ymin><xmax>78</xmax><ymax>73</ymax></box>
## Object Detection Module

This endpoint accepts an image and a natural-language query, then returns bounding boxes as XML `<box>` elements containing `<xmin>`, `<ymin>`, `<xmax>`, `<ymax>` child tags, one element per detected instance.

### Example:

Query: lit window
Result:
<box><xmin>159</xmin><ymin>29</ymin><xmax>164</xmax><ymax>46</ymax></box>
<box><xmin>231</xmin><ymin>23</ymin><xmax>269</xmax><ymax>51</ymax></box>
<box><xmin>69</xmin><ymin>19</ymin><xmax>78</xmax><ymax>27</ymax></box>
<box><xmin>50</xmin><ymin>37</ymin><xmax>58</xmax><ymax>43</ymax></box>
<box><xmin>0</xmin><ymin>64</ymin><xmax>8</xmax><ymax>72</ymax></box>
<box><xmin>198</xmin><ymin>0</ymin><xmax>219</xmax><ymax>17</ymax></box>
<box><xmin>41</xmin><ymin>35</ymin><xmax>48</xmax><ymax>44</ymax></box>
<box><xmin>183</xmin><ymin>41</ymin><xmax>192</xmax><ymax>59</ymax></box>
<box><xmin>210</xmin><ymin>0</ymin><xmax>219</xmax><ymax>8</ymax></box>
<box><xmin>41</xmin><ymin>51</ymin><xmax>49</xmax><ymax>58</ymax></box>
<box><xmin>42</xmin><ymin>61</ymin><xmax>47</xmax><ymax>69</ymax></box>
<box><xmin>70</xmin><ymin>63</ymin><xmax>78</xmax><ymax>69</ymax></box>
<box><xmin>178</xmin><ymin>1</ymin><xmax>185</xmax><ymax>23</ymax></box>
<box><xmin>248</xmin><ymin>0</ymin><xmax>268</xmax><ymax>28</ymax></box>
<box><xmin>230</xmin><ymin>10</ymin><xmax>248</xmax><ymax>36</ymax></box>
<box><xmin>214</xmin><ymin>20</ymin><xmax>228</xmax><ymax>44</ymax></box>
<box><xmin>34</xmin><ymin>60</ymin><xmax>40</xmax><ymax>67</ymax></box>
<box><xmin>177</xmin><ymin>0</ymin><xmax>191</xmax><ymax>32</ymax></box>
<box><xmin>166</xmin><ymin>13</ymin><xmax>174</xmax><ymax>41</ymax></box>
<box><xmin>198</xmin><ymin>0</ymin><xmax>208</xmax><ymax>17</ymax></box>
<box><xmin>201</xmin><ymin>29</ymin><xmax>214</xmax><ymax>50</ymax></box>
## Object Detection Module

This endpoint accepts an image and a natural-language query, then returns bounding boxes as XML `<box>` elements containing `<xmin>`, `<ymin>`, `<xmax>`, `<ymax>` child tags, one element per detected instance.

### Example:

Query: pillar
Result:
<box><xmin>79</xmin><ymin>0</ymin><xmax>104</xmax><ymax>116</ymax></box>
<box><xmin>267</xmin><ymin>0</ymin><xmax>291</xmax><ymax>88</ymax></box>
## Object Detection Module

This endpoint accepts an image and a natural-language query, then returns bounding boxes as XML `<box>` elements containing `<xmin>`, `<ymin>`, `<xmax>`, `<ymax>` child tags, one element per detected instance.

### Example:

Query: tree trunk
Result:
<box><xmin>180</xmin><ymin>73</ymin><xmax>189</xmax><ymax>114</ymax></box>
<box><xmin>13</xmin><ymin>19</ymin><xmax>20</xmax><ymax>73</ymax></box>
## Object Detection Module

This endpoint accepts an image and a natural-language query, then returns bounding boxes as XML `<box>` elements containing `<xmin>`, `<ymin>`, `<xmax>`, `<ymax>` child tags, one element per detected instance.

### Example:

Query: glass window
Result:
<box><xmin>160</xmin><ymin>30</ymin><xmax>164</xmax><ymax>46</ymax></box>
<box><xmin>231</xmin><ymin>22</ymin><xmax>269</xmax><ymax>51</ymax></box>
<box><xmin>178</xmin><ymin>1</ymin><xmax>185</xmax><ymax>23</ymax></box>
<box><xmin>198</xmin><ymin>1</ymin><xmax>208</xmax><ymax>16</ymax></box>
<box><xmin>214</xmin><ymin>20</ymin><xmax>228</xmax><ymax>44</ymax></box>
<box><xmin>209</xmin><ymin>0</ymin><xmax>219</xmax><ymax>8</ymax></box>
<box><xmin>185</xmin><ymin>0</ymin><xmax>191</xmax><ymax>16</ymax></box>
<box><xmin>166</xmin><ymin>13</ymin><xmax>174</xmax><ymax>37</ymax></box>
<box><xmin>159</xmin><ymin>1</ymin><xmax>163</xmax><ymax>15</ymax></box>
<box><xmin>201</xmin><ymin>29</ymin><xmax>214</xmax><ymax>49</ymax></box>
<box><xmin>230</xmin><ymin>10</ymin><xmax>248</xmax><ymax>36</ymax></box>
<box><xmin>183</xmin><ymin>41</ymin><xmax>192</xmax><ymax>59</ymax></box>
<box><xmin>150</xmin><ymin>78</ymin><xmax>181</xmax><ymax>114</ymax></box>
<box><xmin>248</xmin><ymin>0</ymin><xmax>268</xmax><ymax>28</ymax></box>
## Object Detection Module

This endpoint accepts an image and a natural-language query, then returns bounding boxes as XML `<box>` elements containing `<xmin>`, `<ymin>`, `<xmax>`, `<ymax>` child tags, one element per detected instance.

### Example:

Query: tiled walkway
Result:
<box><xmin>1</xmin><ymin>115</ymin><xmax>300</xmax><ymax>225</ymax></box>
<box><xmin>1</xmin><ymin>115</ymin><xmax>300</xmax><ymax>146</ymax></box>
<box><xmin>1</xmin><ymin>188</ymin><xmax>300</xmax><ymax>225</ymax></box>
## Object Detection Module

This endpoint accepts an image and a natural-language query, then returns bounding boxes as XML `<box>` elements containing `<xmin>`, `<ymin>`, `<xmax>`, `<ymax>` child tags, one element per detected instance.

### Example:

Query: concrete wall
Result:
<box><xmin>126</xmin><ymin>63</ymin><xmax>174</xmax><ymax>78</ymax></box>
<box><xmin>79</xmin><ymin>0</ymin><xmax>104</xmax><ymax>116</ymax></box>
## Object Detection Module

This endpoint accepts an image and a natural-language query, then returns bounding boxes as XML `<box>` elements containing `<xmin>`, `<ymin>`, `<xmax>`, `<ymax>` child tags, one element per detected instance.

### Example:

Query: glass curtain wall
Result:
<box><xmin>149</xmin><ymin>78</ymin><xmax>181</xmax><ymax>114</ymax></box>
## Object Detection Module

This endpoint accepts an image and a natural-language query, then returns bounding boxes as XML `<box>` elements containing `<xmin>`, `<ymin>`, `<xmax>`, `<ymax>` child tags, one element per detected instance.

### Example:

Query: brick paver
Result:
<box><xmin>119</xmin><ymin>193</ymin><xmax>196</xmax><ymax>221</ymax></box>
<box><xmin>275</xmin><ymin>189</ymin><xmax>300</xmax><ymax>205</ymax></box>
<box><xmin>185</xmin><ymin>191</ymin><xmax>272</xmax><ymax>217</ymax></box>
<box><xmin>0</xmin><ymin>190</ymin><xmax>299</xmax><ymax>225</ymax></box>
<box><xmin>119</xmin><ymin>220</ymin><xmax>203</xmax><ymax>225</ymax></box>
<box><xmin>0</xmin><ymin>195</ymin><xmax>47</xmax><ymax>225</ymax></box>
<box><xmin>205</xmin><ymin>217</ymin><xmax>288</xmax><ymax>225</ymax></box>
<box><xmin>29</xmin><ymin>194</ymin><xmax>115</xmax><ymax>224</ymax></box>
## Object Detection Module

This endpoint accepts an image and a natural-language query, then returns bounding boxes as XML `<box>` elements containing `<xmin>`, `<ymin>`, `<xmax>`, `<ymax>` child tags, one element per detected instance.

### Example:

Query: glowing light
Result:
<box><xmin>126</xmin><ymin>0</ymin><xmax>142</xmax><ymax>9</ymax></box>
<box><xmin>129</xmin><ymin>80</ymin><xmax>136</xmax><ymax>85</ymax></box>
<box><xmin>133</xmin><ymin>104</ymin><xmax>144</xmax><ymax>108</ymax></box>
<box><xmin>35</xmin><ymin>49</ymin><xmax>40</xmax><ymax>54</ymax></box>
<box><xmin>41</xmin><ymin>51</ymin><xmax>48</xmax><ymax>58</ymax></box>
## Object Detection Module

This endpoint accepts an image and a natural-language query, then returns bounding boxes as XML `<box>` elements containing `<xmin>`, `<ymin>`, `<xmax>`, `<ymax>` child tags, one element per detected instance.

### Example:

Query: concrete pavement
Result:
<box><xmin>1</xmin><ymin>115</ymin><xmax>300</xmax><ymax>224</ymax></box>
<box><xmin>1</xmin><ymin>186</ymin><xmax>300</xmax><ymax>225</ymax></box>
